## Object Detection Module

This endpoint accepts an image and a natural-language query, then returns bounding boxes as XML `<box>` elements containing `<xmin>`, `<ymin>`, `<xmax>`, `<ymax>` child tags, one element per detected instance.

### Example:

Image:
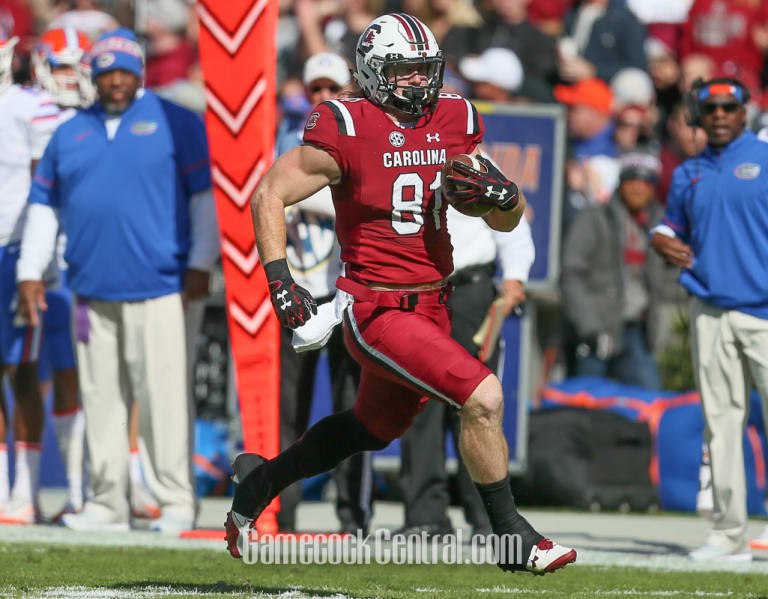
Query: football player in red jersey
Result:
<box><xmin>225</xmin><ymin>13</ymin><xmax>577</xmax><ymax>574</ymax></box>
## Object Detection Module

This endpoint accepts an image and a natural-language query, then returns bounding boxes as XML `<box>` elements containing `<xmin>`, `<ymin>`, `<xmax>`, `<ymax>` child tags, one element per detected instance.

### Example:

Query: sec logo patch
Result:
<box><xmin>306</xmin><ymin>112</ymin><xmax>320</xmax><ymax>130</ymax></box>
<box><xmin>389</xmin><ymin>131</ymin><xmax>405</xmax><ymax>147</ymax></box>
<box><xmin>734</xmin><ymin>163</ymin><xmax>760</xmax><ymax>179</ymax></box>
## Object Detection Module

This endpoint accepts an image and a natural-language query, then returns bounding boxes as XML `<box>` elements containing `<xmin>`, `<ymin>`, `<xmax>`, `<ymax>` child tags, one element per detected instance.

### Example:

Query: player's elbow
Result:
<box><xmin>249</xmin><ymin>187</ymin><xmax>278</xmax><ymax>231</ymax></box>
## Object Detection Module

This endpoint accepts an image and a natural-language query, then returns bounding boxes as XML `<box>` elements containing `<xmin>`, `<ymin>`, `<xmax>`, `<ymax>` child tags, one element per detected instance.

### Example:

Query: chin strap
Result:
<box><xmin>392</xmin><ymin>85</ymin><xmax>434</xmax><ymax>116</ymax></box>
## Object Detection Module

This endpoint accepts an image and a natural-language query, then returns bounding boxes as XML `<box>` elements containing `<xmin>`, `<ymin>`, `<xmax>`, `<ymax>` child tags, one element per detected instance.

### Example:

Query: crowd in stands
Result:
<box><xmin>1</xmin><ymin>0</ymin><xmax>204</xmax><ymax>110</ymax></box>
<box><xmin>270</xmin><ymin>0</ymin><xmax>768</xmax><ymax>390</ymax></box>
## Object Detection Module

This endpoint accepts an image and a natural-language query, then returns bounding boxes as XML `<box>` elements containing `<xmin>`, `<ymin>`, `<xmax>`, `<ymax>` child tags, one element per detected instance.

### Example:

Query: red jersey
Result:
<box><xmin>680</xmin><ymin>0</ymin><xmax>768</xmax><ymax>93</ymax></box>
<box><xmin>302</xmin><ymin>93</ymin><xmax>483</xmax><ymax>285</ymax></box>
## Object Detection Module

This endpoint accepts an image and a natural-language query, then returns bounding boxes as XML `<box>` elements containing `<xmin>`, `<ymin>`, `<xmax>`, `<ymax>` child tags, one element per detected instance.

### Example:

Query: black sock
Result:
<box><xmin>234</xmin><ymin>410</ymin><xmax>388</xmax><ymax>518</ymax></box>
<box><xmin>475</xmin><ymin>477</ymin><xmax>543</xmax><ymax>567</ymax></box>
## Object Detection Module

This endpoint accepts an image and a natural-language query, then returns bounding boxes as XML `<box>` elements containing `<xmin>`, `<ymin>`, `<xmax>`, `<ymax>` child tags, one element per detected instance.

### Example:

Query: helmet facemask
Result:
<box><xmin>379</xmin><ymin>55</ymin><xmax>444</xmax><ymax>116</ymax></box>
<box><xmin>32</xmin><ymin>29</ymin><xmax>94</xmax><ymax>108</ymax></box>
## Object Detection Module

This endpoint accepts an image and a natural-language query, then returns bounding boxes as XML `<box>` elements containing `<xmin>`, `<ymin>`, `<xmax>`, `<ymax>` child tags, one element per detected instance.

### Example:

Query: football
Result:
<box><xmin>441</xmin><ymin>154</ymin><xmax>494</xmax><ymax>217</ymax></box>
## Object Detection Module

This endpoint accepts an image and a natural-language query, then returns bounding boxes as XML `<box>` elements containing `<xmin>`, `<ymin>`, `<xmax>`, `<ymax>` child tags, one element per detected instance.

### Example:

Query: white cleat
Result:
<box><xmin>0</xmin><ymin>498</ymin><xmax>38</xmax><ymax>525</ymax></box>
<box><xmin>225</xmin><ymin>510</ymin><xmax>255</xmax><ymax>559</ymax></box>
<box><xmin>60</xmin><ymin>503</ymin><xmax>130</xmax><ymax>532</ymax></box>
<box><xmin>689</xmin><ymin>544</ymin><xmax>752</xmax><ymax>562</ymax></box>
<box><xmin>131</xmin><ymin>482</ymin><xmax>161</xmax><ymax>520</ymax></box>
<box><xmin>750</xmin><ymin>524</ymin><xmax>768</xmax><ymax>550</ymax></box>
<box><xmin>526</xmin><ymin>538</ymin><xmax>578</xmax><ymax>575</ymax></box>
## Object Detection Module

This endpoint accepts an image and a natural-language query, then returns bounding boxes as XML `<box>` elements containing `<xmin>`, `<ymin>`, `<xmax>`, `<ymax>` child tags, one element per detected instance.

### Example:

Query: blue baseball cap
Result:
<box><xmin>90</xmin><ymin>28</ymin><xmax>143</xmax><ymax>79</ymax></box>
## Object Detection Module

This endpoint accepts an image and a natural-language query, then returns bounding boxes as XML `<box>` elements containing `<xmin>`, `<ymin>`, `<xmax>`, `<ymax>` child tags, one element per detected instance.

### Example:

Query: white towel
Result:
<box><xmin>292</xmin><ymin>290</ymin><xmax>352</xmax><ymax>352</ymax></box>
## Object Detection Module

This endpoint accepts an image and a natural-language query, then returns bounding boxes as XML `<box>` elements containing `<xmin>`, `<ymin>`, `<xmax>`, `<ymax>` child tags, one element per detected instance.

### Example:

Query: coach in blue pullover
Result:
<box><xmin>651</xmin><ymin>78</ymin><xmax>768</xmax><ymax>562</ymax></box>
<box><xmin>15</xmin><ymin>29</ymin><xmax>219</xmax><ymax>533</ymax></box>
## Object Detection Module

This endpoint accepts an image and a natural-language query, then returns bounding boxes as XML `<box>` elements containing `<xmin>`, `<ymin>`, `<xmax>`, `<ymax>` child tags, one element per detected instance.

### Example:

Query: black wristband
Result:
<box><xmin>264</xmin><ymin>258</ymin><xmax>291</xmax><ymax>282</ymax></box>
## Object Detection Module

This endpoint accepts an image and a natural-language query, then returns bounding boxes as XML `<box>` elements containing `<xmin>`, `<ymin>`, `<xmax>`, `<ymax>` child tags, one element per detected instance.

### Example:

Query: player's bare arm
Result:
<box><xmin>484</xmin><ymin>189</ymin><xmax>526</xmax><ymax>232</ymax></box>
<box><xmin>251</xmin><ymin>143</ymin><xmax>340</xmax><ymax>329</ymax></box>
<box><xmin>251</xmin><ymin>143</ymin><xmax>341</xmax><ymax>265</ymax></box>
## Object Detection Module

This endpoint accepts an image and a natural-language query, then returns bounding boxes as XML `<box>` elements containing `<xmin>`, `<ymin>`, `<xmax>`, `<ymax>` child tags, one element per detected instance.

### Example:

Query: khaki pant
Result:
<box><xmin>75</xmin><ymin>293</ymin><xmax>195</xmax><ymax>523</ymax></box>
<box><xmin>690</xmin><ymin>297</ymin><xmax>768</xmax><ymax>552</ymax></box>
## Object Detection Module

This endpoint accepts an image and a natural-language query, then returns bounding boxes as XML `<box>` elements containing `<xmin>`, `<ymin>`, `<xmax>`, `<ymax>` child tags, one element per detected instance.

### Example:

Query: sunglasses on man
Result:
<box><xmin>700</xmin><ymin>101</ymin><xmax>741</xmax><ymax>115</ymax></box>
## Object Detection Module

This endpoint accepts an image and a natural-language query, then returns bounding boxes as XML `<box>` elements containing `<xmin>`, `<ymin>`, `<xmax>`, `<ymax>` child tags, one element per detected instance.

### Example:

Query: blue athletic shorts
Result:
<box><xmin>37</xmin><ymin>269</ymin><xmax>76</xmax><ymax>380</ymax></box>
<box><xmin>0</xmin><ymin>243</ymin><xmax>40</xmax><ymax>365</ymax></box>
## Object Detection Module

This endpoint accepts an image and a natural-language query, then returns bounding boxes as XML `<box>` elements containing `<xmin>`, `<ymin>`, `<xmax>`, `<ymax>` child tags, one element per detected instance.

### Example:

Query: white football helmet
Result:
<box><xmin>0</xmin><ymin>25</ymin><xmax>19</xmax><ymax>95</ymax></box>
<box><xmin>32</xmin><ymin>27</ymin><xmax>94</xmax><ymax>107</ymax></box>
<box><xmin>354</xmin><ymin>13</ymin><xmax>444</xmax><ymax>116</ymax></box>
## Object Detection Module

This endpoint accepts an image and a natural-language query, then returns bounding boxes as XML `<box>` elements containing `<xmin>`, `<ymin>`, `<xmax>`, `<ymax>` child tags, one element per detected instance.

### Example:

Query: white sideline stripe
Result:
<box><xmin>11</xmin><ymin>586</ymin><xmax>763</xmax><ymax>599</ymax></box>
<box><xmin>24</xmin><ymin>588</ymin><xmax>352</xmax><ymax>599</ymax></box>
<box><xmin>475</xmin><ymin>590</ymin><xmax>760</xmax><ymax>597</ymax></box>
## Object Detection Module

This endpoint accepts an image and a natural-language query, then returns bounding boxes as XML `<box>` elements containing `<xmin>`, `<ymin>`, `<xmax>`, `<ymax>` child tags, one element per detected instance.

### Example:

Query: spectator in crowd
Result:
<box><xmin>48</xmin><ymin>0</ymin><xmax>119</xmax><ymax>41</ymax></box>
<box><xmin>469</xmin><ymin>0</ymin><xmax>559</xmax><ymax>102</ymax></box>
<box><xmin>0</xmin><ymin>0</ymin><xmax>33</xmax><ymax>45</ymax></box>
<box><xmin>227</xmin><ymin>13</ymin><xmax>576</xmax><ymax>575</ymax></box>
<box><xmin>645</xmin><ymin>37</ymin><xmax>682</xmax><ymax>134</ymax></box>
<box><xmin>322</xmin><ymin>0</ymin><xmax>386</xmax><ymax>65</ymax></box>
<box><xmin>679</xmin><ymin>53</ymin><xmax>715</xmax><ymax>97</ymax></box>
<box><xmin>16</xmin><ymin>28</ymin><xmax>218</xmax><ymax>533</ymax></box>
<box><xmin>679</xmin><ymin>0</ymin><xmax>768</xmax><ymax>99</ymax></box>
<box><xmin>610</xmin><ymin>68</ymin><xmax>657</xmax><ymax>152</ymax></box>
<box><xmin>561</xmin><ymin>149</ymin><xmax>664</xmax><ymax>390</ymax></box>
<box><xmin>559</xmin><ymin>0</ymin><xmax>647</xmax><ymax>84</ymax></box>
<box><xmin>273</xmin><ymin>52</ymin><xmax>371</xmax><ymax>535</ymax></box>
<box><xmin>527</xmin><ymin>0</ymin><xmax>575</xmax><ymax>36</ymax></box>
<box><xmin>399</xmin><ymin>196</ymin><xmax>535</xmax><ymax>539</ymax></box>
<box><xmin>555</xmin><ymin>78</ymin><xmax>618</xmax><ymax>212</ymax></box>
<box><xmin>625</xmin><ymin>0</ymin><xmax>694</xmax><ymax>25</ymax></box>
<box><xmin>556</xmin><ymin>78</ymin><xmax>617</xmax><ymax>159</ymax></box>
<box><xmin>657</xmin><ymin>103</ymin><xmax>706</xmax><ymax>203</ymax></box>
<box><xmin>0</xmin><ymin>24</ymin><xmax>60</xmax><ymax>524</ymax></box>
<box><xmin>651</xmin><ymin>77</ymin><xmax>768</xmax><ymax>559</ymax></box>
<box><xmin>458</xmin><ymin>47</ymin><xmax>523</xmax><ymax>102</ymax></box>
<box><xmin>401</xmin><ymin>0</ymin><xmax>484</xmax><ymax>48</ymax></box>
<box><xmin>143</xmin><ymin>1</ymin><xmax>202</xmax><ymax>110</ymax></box>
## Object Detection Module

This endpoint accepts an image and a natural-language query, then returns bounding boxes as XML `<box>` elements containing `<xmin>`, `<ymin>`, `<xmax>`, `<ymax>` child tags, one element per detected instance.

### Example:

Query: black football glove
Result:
<box><xmin>264</xmin><ymin>258</ymin><xmax>317</xmax><ymax>329</ymax></box>
<box><xmin>445</xmin><ymin>156</ymin><xmax>520</xmax><ymax>211</ymax></box>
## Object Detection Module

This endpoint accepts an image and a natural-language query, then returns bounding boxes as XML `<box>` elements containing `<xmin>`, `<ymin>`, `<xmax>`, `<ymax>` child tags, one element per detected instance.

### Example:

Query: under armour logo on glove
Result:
<box><xmin>277</xmin><ymin>290</ymin><xmax>291</xmax><ymax>310</ymax></box>
<box><xmin>447</xmin><ymin>156</ymin><xmax>520</xmax><ymax>211</ymax></box>
<box><xmin>264</xmin><ymin>259</ymin><xmax>318</xmax><ymax>329</ymax></box>
<box><xmin>485</xmin><ymin>186</ymin><xmax>508</xmax><ymax>201</ymax></box>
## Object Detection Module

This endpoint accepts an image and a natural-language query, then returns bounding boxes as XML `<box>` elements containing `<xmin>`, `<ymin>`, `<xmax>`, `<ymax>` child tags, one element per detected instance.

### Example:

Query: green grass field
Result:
<box><xmin>2</xmin><ymin>543</ymin><xmax>768</xmax><ymax>599</ymax></box>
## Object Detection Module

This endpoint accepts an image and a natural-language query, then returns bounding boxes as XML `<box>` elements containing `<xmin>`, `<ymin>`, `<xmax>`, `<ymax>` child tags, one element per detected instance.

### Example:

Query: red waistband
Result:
<box><xmin>336</xmin><ymin>277</ymin><xmax>451</xmax><ymax>310</ymax></box>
